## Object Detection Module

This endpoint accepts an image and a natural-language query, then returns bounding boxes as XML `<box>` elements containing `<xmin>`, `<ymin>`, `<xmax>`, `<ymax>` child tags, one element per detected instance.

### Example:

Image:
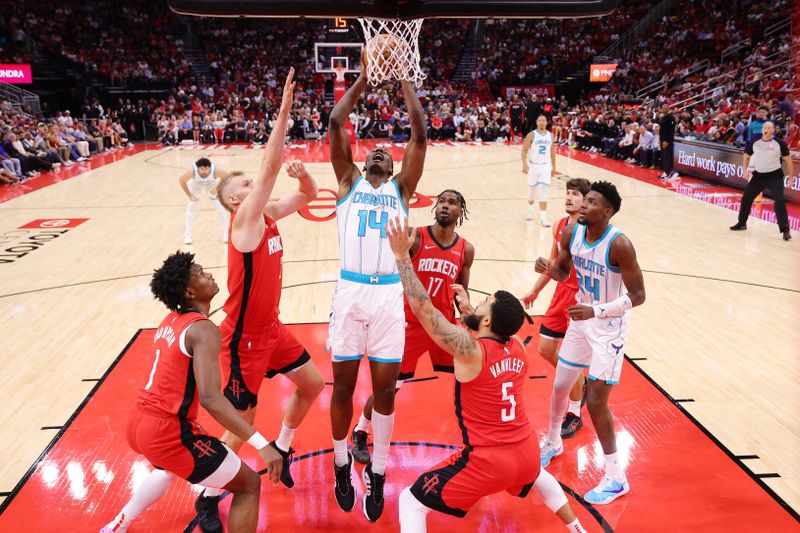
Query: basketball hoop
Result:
<box><xmin>358</xmin><ymin>18</ymin><xmax>426</xmax><ymax>87</ymax></box>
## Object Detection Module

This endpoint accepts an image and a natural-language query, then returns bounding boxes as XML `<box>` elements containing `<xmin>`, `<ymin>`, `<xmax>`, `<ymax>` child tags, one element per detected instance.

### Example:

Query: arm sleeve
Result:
<box><xmin>780</xmin><ymin>140</ymin><xmax>790</xmax><ymax>157</ymax></box>
<box><xmin>745</xmin><ymin>142</ymin><xmax>754</xmax><ymax>156</ymax></box>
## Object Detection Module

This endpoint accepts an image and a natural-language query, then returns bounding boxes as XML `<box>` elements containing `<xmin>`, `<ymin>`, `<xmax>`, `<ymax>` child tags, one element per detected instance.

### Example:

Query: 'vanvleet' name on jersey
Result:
<box><xmin>574</xmin><ymin>256</ymin><xmax>606</xmax><ymax>275</ymax></box>
<box><xmin>351</xmin><ymin>191</ymin><xmax>399</xmax><ymax>209</ymax></box>
<box><xmin>489</xmin><ymin>357</ymin><xmax>525</xmax><ymax>378</ymax></box>
<box><xmin>417</xmin><ymin>257</ymin><xmax>459</xmax><ymax>279</ymax></box>
<box><xmin>268</xmin><ymin>235</ymin><xmax>283</xmax><ymax>255</ymax></box>
<box><xmin>154</xmin><ymin>325</ymin><xmax>176</xmax><ymax>348</ymax></box>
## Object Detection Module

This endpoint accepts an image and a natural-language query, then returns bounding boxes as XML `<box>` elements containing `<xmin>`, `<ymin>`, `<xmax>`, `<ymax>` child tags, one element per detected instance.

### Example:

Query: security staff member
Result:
<box><xmin>730</xmin><ymin>121</ymin><xmax>794</xmax><ymax>241</ymax></box>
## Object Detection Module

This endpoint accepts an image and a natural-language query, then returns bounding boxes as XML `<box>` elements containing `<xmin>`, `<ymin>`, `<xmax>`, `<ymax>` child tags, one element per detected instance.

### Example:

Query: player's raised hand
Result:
<box><xmin>257</xmin><ymin>445</ymin><xmax>284</xmax><ymax>486</ymax></box>
<box><xmin>568</xmin><ymin>304</ymin><xmax>595</xmax><ymax>321</ymax></box>
<box><xmin>286</xmin><ymin>160</ymin><xmax>310</xmax><ymax>180</ymax></box>
<box><xmin>280</xmin><ymin>67</ymin><xmax>296</xmax><ymax>109</ymax></box>
<box><xmin>450</xmin><ymin>284</ymin><xmax>474</xmax><ymax>315</ymax></box>
<box><xmin>534</xmin><ymin>257</ymin><xmax>551</xmax><ymax>274</ymax></box>
<box><xmin>385</xmin><ymin>216</ymin><xmax>415</xmax><ymax>260</ymax></box>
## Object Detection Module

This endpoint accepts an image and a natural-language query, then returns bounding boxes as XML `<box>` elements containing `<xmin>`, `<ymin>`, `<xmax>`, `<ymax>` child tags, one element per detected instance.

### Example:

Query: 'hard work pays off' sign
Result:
<box><xmin>0</xmin><ymin>64</ymin><xmax>33</xmax><ymax>84</ymax></box>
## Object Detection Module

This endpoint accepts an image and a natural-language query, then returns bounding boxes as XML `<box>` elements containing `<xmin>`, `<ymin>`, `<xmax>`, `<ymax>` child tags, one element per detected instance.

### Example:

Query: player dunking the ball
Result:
<box><xmin>327</xmin><ymin>62</ymin><xmax>427</xmax><ymax>521</ymax></box>
<box><xmin>383</xmin><ymin>217</ymin><xmax>587</xmax><ymax>533</ymax></box>
<box><xmin>100</xmin><ymin>252</ymin><xmax>283</xmax><ymax>533</ymax></box>
<box><xmin>522</xmin><ymin>178</ymin><xmax>591</xmax><ymax>439</ymax></box>
<box><xmin>196</xmin><ymin>68</ymin><xmax>326</xmax><ymax>531</ymax></box>
<box><xmin>537</xmin><ymin>181</ymin><xmax>646</xmax><ymax>505</ymax></box>
<box><xmin>351</xmin><ymin>189</ymin><xmax>475</xmax><ymax>464</ymax></box>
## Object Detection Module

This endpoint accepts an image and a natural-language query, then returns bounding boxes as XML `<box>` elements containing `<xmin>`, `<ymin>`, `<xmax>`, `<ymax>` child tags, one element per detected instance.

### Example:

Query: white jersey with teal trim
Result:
<box><xmin>192</xmin><ymin>163</ymin><xmax>217</xmax><ymax>184</ymax></box>
<box><xmin>336</xmin><ymin>176</ymin><xmax>408</xmax><ymax>275</ymax></box>
<box><xmin>528</xmin><ymin>130</ymin><xmax>553</xmax><ymax>166</ymax></box>
<box><xmin>569</xmin><ymin>223</ymin><xmax>627</xmax><ymax>307</ymax></box>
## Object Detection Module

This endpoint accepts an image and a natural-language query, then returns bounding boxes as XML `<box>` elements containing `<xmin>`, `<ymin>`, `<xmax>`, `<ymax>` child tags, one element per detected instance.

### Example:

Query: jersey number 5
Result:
<box><xmin>357</xmin><ymin>210</ymin><xmax>388</xmax><ymax>238</ymax></box>
<box><xmin>501</xmin><ymin>382</ymin><xmax>516</xmax><ymax>422</ymax></box>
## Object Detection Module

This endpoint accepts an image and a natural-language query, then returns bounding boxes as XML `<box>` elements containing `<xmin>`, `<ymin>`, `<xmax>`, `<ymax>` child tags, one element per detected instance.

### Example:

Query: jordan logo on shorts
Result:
<box><xmin>422</xmin><ymin>473</ymin><xmax>440</xmax><ymax>496</ymax></box>
<box><xmin>229</xmin><ymin>379</ymin><xmax>245</xmax><ymax>400</ymax></box>
<box><xmin>193</xmin><ymin>439</ymin><xmax>217</xmax><ymax>458</ymax></box>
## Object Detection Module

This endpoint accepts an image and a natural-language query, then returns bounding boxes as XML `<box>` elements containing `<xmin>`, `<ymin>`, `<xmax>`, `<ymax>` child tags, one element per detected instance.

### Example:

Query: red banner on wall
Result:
<box><xmin>0</xmin><ymin>64</ymin><xmax>32</xmax><ymax>84</ymax></box>
<box><xmin>501</xmin><ymin>85</ymin><xmax>555</xmax><ymax>99</ymax></box>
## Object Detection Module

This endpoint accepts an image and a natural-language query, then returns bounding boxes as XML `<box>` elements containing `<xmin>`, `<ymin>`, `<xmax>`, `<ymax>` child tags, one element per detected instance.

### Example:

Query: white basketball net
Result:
<box><xmin>358</xmin><ymin>18</ymin><xmax>426</xmax><ymax>87</ymax></box>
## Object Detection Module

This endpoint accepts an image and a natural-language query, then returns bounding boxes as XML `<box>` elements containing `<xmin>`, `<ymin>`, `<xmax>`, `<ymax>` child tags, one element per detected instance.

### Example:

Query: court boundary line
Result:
<box><xmin>625</xmin><ymin>355</ymin><xmax>799</xmax><ymax>521</ymax></box>
<box><xmin>0</xmin><ymin>329</ymin><xmax>146</xmax><ymax>515</ymax></box>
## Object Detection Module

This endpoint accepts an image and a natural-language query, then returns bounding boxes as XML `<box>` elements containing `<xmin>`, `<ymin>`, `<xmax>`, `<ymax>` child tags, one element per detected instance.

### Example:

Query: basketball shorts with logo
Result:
<box><xmin>540</xmin><ymin>283</ymin><xmax>578</xmax><ymax>339</ymax></box>
<box><xmin>328</xmin><ymin>279</ymin><xmax>405</xmax><ymax>364</ymax></box>
<box><xmin>219</xmin><ymin>320</ymin><xmax>310</xmax><ymax>410</ymax></box>
<box><xmin>410</xmin><ymin>433</ymin><xmax>541</xmax><ymax>517</ymax></box>
<box><xmin>127</xmin><ymin>408</ymin><xmax>242</xmax><ymax>488</ymax></box>
<box><xmin>527</xmin><ymin>164</ymin><xmax>552</xmax><ymax>188</ymax></box>
<box><xmin>187</xmin><ymin>178</ymin><xmax>218</xmax><ymax>199</ymax></box>
<box><xmin>399</xmin><ymin>322</ymin><xmax>454</xmax><ymax>380</ymax></box>
<box><xmin>557</xmin><ymin>312</ymin><xmax>631</xmax><ymax>385</ymax></box>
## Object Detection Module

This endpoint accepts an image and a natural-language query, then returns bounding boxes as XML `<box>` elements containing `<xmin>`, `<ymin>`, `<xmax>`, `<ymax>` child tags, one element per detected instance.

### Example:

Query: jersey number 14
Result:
<box><xmin>357</xmin><ymin>210</ymin><xmax>388</xmax><ymax>238</ymax></box>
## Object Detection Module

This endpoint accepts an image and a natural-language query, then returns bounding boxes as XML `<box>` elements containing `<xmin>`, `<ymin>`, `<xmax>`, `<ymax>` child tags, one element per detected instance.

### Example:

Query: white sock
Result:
<box><xmin>371</xmin><ymin>409</ymin><xmax>394</xmax><ymax>475</ymax></box>
<box><xmin>204</xmin><ymin>487</ymin><xmax>221</xmax><ymax>497</ymax></box>
<box><xmin>399</xmin><ymin>487</ymin><xmax>430</xmax><ymax>533</ymax></box>
<box><xmin>333</xmin><ymin>437</ymin><xmax>349</xmax><ymax>467</ymax></box>
<box><xmin>604</xmin><ymin>452</ymin><xmax>624</xmax><ymax>481</ymax></box>
<box><xmin>355</xmin><ymin>412</ymin><xmax>371</xmax><ymax>433</ymax></box>
<box><xmin>104</xmin><ymin>469</ymin><xmax>173</xmax><ymax>530</ymax></box>
<box><xmin>275</xmin><ymin>422</ymin><xmax>296</xmax><ymax>452</ymax></box>
<box><xmin>567</xmin><ymin>400</ymin><xmax>581</xmax><ymax>417</ymax></box>
<box><xmin>566</xmin><ymin>518</ymin><xmax>587</xmax><ymax>532</ymax></box>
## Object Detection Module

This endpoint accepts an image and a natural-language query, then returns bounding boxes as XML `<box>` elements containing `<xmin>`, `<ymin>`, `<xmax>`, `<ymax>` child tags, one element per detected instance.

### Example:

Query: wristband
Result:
<box><xmin>593</xmin><ymin>294</ymin><xmax>632</xmax><ymax>319</ymax></box>
<box><xmin>247</xmin><ymin>431</ymin><xmax>269</xmax><ymax>450</ymax></box>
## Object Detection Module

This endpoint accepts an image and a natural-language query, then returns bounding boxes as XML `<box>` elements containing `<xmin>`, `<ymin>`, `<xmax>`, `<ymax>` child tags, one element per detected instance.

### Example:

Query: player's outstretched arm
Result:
<box><xmin>328</xmin><ymin>73</ymin><xmax>368</xmax><ymax>190</ymax></box>
<box><xmin>264</xmin><ymin>161</ymin><xmax>319</xmax><ymax>221</ymax></box>
<box><xmin>535</xmin><ymin>224</ymin><xmax>574</xmax><ymax>282</ymax></box>
<box><xmin>235</xmin><ymin>68</ymin><xmax>296</xmax><ymax>230</ymax></box>
<box><xmin>189</xmin><ymin>320</ymin><xmax>284</xmax><ymax>485</ymax></box>
<box><xmin>395</xmin><ymin>81</ymin><xmax>427</xmax><ymax>203</ymax></box>
<box><xmin>522</xmin><ymin>227</ymin><xmax>557</xmax><ymax>308</ymax></box>
<box><xmin>386</xmin><ymin>217</ymin><xmax>481</xmax><ymax>375</ymax></box>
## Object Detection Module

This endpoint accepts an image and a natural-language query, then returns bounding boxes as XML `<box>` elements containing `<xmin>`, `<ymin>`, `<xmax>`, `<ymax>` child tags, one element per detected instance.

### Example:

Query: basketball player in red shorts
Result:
<box><xmin>101</xmin><ymin>252</ymin><xmax>283</xmax><ymax>533</ymax></box>
<box><xmin>200</xmin><ymin>69</ymin><xmax>325</xmax><ymax>530</ymax></box>
<box><xmin>522</xmin><ymin>178</ymin><xmax>591</xmax><ymax>438</ymax></box>
<box><xmin>384</xmin><ymin>217</ymin><xmax>587</xmax><ymax>533</ymax></box>
<box><xmin>350</xmin><ymin>189</ymin><xmax>475</xmax><ymax>464</ymax></box>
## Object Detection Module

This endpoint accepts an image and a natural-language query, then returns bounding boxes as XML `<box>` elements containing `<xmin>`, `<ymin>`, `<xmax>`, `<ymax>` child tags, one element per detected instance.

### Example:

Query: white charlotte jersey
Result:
<box><xmin>569</xmin><ymin>223</ymin><xmax>627</xmax><ymax>307</ymax></box>
<box><xmin>528</xmin><ymin>130</ymin><xmax>553</xmax><ymax>166</ymax></box>
<box><xmin>336</xmin><ymin>176</ymin><xmax>408</xmax><ymax>275</ymax></box>
<box><xmin>192</xmin><ymin>163</ymin><xmax>217</xmax><ymax>184</ymax></box>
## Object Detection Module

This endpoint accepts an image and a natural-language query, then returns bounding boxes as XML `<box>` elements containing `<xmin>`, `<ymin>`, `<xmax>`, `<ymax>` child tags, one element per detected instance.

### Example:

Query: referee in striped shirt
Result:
<box><xmin>730</xmin><ymin>121</ymin><xmax>794</xmax><ymax>241</ymax></box>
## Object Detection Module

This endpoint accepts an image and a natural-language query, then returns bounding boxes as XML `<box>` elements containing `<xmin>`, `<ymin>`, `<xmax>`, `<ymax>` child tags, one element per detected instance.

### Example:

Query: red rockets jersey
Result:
<box><xmin>556</xmin><ymin>216</ymin><xmax>579</xmax><ymax>292</ymax></box>
<box><xmin>405</xmin><ymin>225</ymin><xmax>468</xmax><ymax>324</ymax></box>
<box><xmin>454</xmin><ymin>337</ymin><xmax>531</xmax><ymax>447</ymax></box>
<box><xmin>222</xmin><ymin>213</ymin><xmax>284</xmax><ymax>332</ymax></box>
<box><xmin>136</xmin><ymin>310</ymin><xmax>207</xmax><ymax>420</ymax></box>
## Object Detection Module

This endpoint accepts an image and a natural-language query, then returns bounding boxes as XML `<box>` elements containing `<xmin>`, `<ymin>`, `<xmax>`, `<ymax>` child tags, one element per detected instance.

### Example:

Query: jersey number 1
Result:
<box><xmin>501</xmin><ymin>382</ymin><xmax>516</xmax><ymax>422</ymax></box>
<box><xmin>144</xmin><ymin>349</ymin><xmax>161</xmax><ymax>390</ymax></box>
<box><xmin>357</xmin><ymin>210</ymin><xmax>388</xmax><ymax>238</ymax></box>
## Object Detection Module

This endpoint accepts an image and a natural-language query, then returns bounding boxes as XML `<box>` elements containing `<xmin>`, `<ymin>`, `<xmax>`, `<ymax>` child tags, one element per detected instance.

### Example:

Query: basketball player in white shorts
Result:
<box><xmin>535</xmin><ymin>181</ymin><xmax>646</xmax><ymax>506</ymax></box>
<box><xmin>179</xmin><ymin>157</ymin><xmax>230</xmax><ymax>244</ymax></box>
<box><xmin>327</xmin><ymin>63</ymin><xmax>427</xmax><ymax>522</ymax></box>
<box><xmin>522</xmin><ymin>115</ymin><xmax>556</xmax><ymax>227</ymax></box>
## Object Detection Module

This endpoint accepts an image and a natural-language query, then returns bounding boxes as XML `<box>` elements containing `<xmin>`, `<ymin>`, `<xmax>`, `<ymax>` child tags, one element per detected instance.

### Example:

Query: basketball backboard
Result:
<box><xmin>169</xmin><ymin>0</ymin><xmax>620</xmax><ymax>19</ymax></box>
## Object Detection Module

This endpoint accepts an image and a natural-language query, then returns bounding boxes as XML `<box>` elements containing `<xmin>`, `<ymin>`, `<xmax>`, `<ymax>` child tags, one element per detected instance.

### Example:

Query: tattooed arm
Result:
<box><xmin>387</xmin><ymin>218</ymin><xmax>483</xmax><ymax>380</ymax></box>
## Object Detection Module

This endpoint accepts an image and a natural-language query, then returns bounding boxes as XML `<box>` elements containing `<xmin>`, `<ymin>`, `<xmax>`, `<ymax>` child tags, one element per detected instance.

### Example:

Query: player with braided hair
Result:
<box><xmin>351</xmin><ymin>189</ymin><xmax>474</xmax><ymax>464</ymax></box>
